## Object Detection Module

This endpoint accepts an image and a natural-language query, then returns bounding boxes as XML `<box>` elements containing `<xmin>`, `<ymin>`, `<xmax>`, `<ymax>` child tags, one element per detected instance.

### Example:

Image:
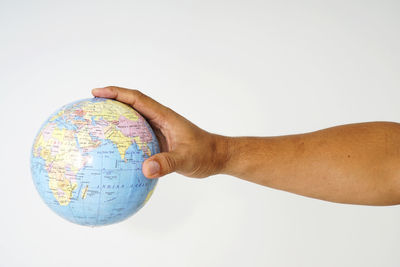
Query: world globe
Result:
<box><xmin>30</xmin><ymin>97</ymin><xmax>160</xmax><ymax>226</ymax></box>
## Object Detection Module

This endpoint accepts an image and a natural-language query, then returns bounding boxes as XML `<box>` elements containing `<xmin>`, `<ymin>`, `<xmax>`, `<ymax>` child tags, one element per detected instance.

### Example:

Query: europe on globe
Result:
<box><xmin>31</xmin><ymin>97</ymin><xmax>160</xmax><ymax>226</ymax></box>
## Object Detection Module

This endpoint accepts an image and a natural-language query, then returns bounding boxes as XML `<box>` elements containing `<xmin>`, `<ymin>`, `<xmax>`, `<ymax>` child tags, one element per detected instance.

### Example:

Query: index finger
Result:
<box><xmin>92</xmin><ymin>86</ymin><xmax>170</xmax><ymax>122</ymax></box>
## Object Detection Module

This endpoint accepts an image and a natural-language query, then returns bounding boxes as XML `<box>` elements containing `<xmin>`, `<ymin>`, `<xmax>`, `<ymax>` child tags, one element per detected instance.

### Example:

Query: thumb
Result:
<box><xmin>142</xmin><ymin>152</ymin><xmax>181</xmax><ymax>178</ymax></box>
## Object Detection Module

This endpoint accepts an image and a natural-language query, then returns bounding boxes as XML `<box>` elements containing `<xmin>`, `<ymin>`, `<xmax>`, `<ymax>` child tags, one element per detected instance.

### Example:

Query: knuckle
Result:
<box><xmin>106</xmin><ymin>86</ymin><xmax>118</xmax><ymax>91</ymax></box>
<box><xmin>130</xmin><ymin>89</ymin><xmax>143</xmax><ymax>97</ymax></box>
<box><xmin>163</xmin><ymin>155</ymin><xmax>177</xmax><ymax>173</ymax></box>
<box><xmin>105</xmin><ymin>86</ymin><xmax>120</xmax><ymax>96</ymax></box>
<box><xmin>164</xmin><ymin>106</ymin><xmax>174</xmax><ymax>114</ymax></box>
<box><xmin>163</xmin><ymin>107</ymin><xmax>178</xmax><ymax>120</ymax></box>
<box><xmin>130</xmin><ymin>90</ymin><xmax>144</xmax><ymax>104</ymax></box>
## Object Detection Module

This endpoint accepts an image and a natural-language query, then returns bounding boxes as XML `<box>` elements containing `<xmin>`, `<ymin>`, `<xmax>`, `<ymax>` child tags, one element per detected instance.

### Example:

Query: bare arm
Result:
<box><xmin>222</xmin><ymin>123</ymin><xmax>400</xmax><ymax>205</ymax></box>
<box><xmin>92</xmin><ymin>86</ymin><xmax>400</xmax><ymax>206</ymax></box>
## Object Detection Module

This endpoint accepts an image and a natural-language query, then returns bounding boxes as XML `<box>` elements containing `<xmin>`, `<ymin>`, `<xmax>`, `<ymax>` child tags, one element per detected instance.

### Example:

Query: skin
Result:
<box><xmin>92</xmin><ymin>86</ymin><xmax>400</xmax><ymax>206</ymax></box>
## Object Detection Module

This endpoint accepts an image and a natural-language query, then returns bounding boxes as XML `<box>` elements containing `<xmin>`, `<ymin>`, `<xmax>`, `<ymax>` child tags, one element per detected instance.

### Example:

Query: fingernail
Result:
<box><xmin>146</xmin><ymin>160</ymin><xmax>160</xmax><ymax>176</ymax></box>
<box><xmin>92</xmin><ymin>88</ymin><xmax>102</xmax><ymax>93</ymax></box>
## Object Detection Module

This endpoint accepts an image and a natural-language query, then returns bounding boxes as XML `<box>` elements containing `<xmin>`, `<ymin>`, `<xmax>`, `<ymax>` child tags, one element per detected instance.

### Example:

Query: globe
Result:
<box><xmin>30</xmin><ymin>97</ymin><xmax>160</xmax><ymax>226</ymax></box>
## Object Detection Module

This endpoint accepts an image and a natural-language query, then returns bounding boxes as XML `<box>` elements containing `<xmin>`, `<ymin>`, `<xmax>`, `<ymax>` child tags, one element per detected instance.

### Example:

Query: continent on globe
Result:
<box><xmin>31</xmin><ymin>98</ymin><xmax>160</xmax><ymax>226</ymax></box>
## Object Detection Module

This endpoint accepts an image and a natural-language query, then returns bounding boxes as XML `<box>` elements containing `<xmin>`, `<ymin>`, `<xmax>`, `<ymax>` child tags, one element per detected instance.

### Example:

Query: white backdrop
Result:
<box><xmin>1</xmin><ymin>0</ymin><xmax>400</xmax><ymax>266</ymax></box>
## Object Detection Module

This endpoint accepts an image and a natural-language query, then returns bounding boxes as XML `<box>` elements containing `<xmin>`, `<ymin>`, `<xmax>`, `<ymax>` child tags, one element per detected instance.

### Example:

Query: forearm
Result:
<box><xmin>217</xmin><ymin>122</ymin><xmax>400</xmax><ymax>205</ymax></box>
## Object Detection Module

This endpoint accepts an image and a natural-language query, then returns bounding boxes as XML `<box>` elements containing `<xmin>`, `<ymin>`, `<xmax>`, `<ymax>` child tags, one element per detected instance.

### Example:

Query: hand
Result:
<box><xmin>92</xmin><ymin>86</ymin><xmax>229</xmax><ymax>179</ymax></box>
<box><xmin>94</xmin><ymin>87</ymin><xmax>400</xmax><ymax>205</ymax></box>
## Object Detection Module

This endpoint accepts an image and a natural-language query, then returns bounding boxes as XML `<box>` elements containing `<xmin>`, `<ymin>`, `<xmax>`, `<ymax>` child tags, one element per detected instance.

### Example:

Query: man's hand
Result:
<box><xmin>93</xmin><ymin>86</ymin><xmax>400</xmax><ymax>205</ymax></box>
<box><xmin>92</xmin><ymin>86</ymin><xmax>228</xmax><ymax>179</ymax></box>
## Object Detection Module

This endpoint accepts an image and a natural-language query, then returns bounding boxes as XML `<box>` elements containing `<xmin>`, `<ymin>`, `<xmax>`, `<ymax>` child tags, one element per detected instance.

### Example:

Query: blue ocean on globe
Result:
<box><xmin>30</xmin><ymin>97</ymin><xmax>160</xmax><ymax>226</ymax></box>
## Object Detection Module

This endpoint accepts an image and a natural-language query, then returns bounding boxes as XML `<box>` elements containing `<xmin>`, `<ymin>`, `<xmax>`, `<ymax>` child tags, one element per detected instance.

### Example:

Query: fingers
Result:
<box><xmin>92</xmin><ymin>86</ymin><xmax>171</xmax><ymax>122</ymax></box>
<box><xmin>93</xmin><ymin>86</ymin><xmax>184</xmax><ymax>178</ymax></box>
<box><xmin>142</xmin><ymin>152</ymin><xmax>182</xmax><ymax>178</ymax></box>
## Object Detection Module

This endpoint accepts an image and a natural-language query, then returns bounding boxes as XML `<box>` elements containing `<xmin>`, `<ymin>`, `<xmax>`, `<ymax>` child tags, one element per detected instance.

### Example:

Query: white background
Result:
<box><xmin>1</xmin><ymin>0</ymin><xmax>400</xmax><ymax>266</ymax></box>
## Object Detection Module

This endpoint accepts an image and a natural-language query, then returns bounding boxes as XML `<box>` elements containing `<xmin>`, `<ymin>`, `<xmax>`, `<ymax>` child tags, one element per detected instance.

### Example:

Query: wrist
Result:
<box><xmin>210</xmin><ymin>134</ymin><xmax>235</xmax><ymax>175</ymax></box>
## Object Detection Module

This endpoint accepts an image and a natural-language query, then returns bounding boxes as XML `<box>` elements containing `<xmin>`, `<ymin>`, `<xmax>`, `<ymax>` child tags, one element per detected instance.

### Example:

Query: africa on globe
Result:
<box><xmin>31</xmin><ymin>97</ymin><xmax>160</xmax><ymax>226</ymax></box>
